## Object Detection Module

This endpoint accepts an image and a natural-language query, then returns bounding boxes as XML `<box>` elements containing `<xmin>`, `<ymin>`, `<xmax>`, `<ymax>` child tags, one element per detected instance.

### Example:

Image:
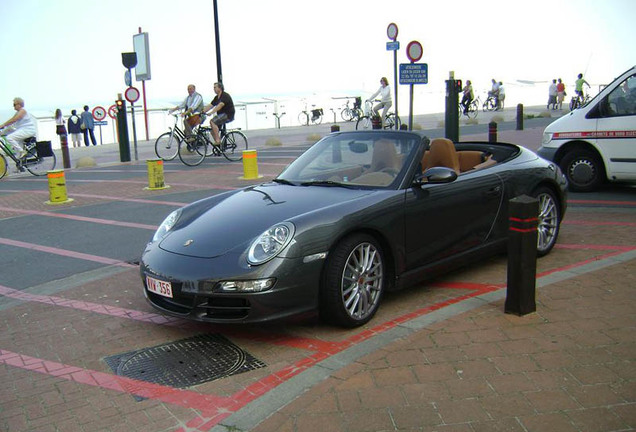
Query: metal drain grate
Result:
<box><xmin>104</xmin><ymin>333</ymin><xmax>266</xmax><ymax>390</ymax></box>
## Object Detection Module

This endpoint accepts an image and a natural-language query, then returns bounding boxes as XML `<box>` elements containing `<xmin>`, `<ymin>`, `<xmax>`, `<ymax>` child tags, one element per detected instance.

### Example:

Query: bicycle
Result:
<box><xmin>569</xmin><ymin>92</ymin><xmax>591</xmax><ymax>111</ymax></box>
<box><xmin>178</xmin><ymin>123</ymin><xmax>248</xmax><ymax>166</ymax></box>
<box><xmin>298</xmin><ymin>105</ymin><xmax>324</xmax><ymax>126</ymax></box>
<box><xmin>340</xmin><ymin>97</ymin><xmax>363</xmax><ymax>122</ymax></box>
<box><xmin>459</xmin><ymin>95</ymin><xmax>481</xmax><ymax>119</ymax></box>
<box><xmin>0</xmin><ymin>134</ymin><xmax>56</xmax><ymax>179</ymax></box>
<box><xmin>154</xmin><ymin>111</ymin><xmax>202</xmax><ymax>161</ymax></box>
<box><xmin>355</xmin><ymin>100</ymin><xmax>402</xmax><ymax>130</ymax></box>
<box><xmin>482</xmin><ymin>93</ymin><xmax>499</xmax><ymax>112</ymax></box>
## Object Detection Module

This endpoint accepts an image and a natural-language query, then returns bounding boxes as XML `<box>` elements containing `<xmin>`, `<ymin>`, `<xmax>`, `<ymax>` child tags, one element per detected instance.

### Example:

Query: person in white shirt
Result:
<box><xmin>367</xmin><ymin>77</ymin><xmax>392</xmax><ymax>127</ymax></box>
<box><xmin>497</xmin><ymin>82</ymin><xmax>505</xmax><ymax>110</ymax></box>
<box><xmin>548</xmin><ymin>79</ymin><xmax>558</xmax><ymax>110</ymax></box>
<box><xmin>0</xmin><ymin>97</ymin><xmax>36</xmax><ymax>158</ymax></box>
<box><xmin>170</xmin><ymin>84</ymin><xmax>204</xmax><ymax>136</ymax></box>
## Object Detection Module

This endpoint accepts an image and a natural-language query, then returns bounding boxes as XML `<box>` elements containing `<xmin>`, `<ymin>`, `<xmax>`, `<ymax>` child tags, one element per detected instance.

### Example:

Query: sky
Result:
<box><xmin>1</xmin><ymin>0</ymin><xmax>635</xmax><ymax>121</ymax></box>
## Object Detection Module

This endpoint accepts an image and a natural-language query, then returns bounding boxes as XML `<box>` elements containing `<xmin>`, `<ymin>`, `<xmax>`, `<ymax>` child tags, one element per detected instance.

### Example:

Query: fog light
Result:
<box><xmin>218</xmin><ymin>278</ymin><xmax>275</xmax><ymax>292</ymax></box>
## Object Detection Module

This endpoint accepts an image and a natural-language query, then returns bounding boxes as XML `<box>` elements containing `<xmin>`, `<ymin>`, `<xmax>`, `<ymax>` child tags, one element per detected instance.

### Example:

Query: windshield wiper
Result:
<box><xmin>300</xmin><ymin>180</ymin><xmax>355</xmax><ymax>188</ymax></box>
<box><xmin>272</xmin><ymin>178</ymin><xmax>297</xmax><ymax>186</ymax></box>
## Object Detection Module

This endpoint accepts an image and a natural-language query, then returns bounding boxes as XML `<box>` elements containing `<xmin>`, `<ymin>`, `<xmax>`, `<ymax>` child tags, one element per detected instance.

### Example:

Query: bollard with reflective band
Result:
<box><xmin>488</xmin><ymin>121</ymin><xmax>497</xmax><ymax>143</ymax></box>
<box><xmin>145</xmin><ymin>159</ymin><xmax>170</xmax><ymax>190</ymax></box>
<box><xmin>45</xmin><ymin>170</ymin><xmax>74</xmax><ymax>205</ymax></box>
<box><xmin>505</xmin><ymin>195</ymin><xmax>538</xmax><ymax>315</ymax></box>
<box><xmin>240</xmin><ymin>150</ymin><xmax>262</xmax><ymax>180</ymax></box>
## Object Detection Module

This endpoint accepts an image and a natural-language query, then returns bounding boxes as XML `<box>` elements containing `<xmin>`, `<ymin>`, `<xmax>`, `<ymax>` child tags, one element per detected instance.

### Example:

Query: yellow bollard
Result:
<box><xmin>45</xmin><ymin>170</ymin><xmax>74</xmax><ymax>205</ymax></box>
<box><xmin>144</xmin><ymin>159</ymin><xmax>170</xmax><ymax>190</ymax></box>
<box><xmin>240</xmin><ymin>150</ymin><xmax>262</xmax><ymax>180</ymax></box>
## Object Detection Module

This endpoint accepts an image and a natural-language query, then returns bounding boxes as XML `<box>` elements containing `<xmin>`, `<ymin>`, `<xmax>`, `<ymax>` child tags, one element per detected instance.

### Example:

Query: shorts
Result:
<box><xmin>212</xmin><ymin>113</ymin><xmax>232</xmax><ymax>127</ymax></box>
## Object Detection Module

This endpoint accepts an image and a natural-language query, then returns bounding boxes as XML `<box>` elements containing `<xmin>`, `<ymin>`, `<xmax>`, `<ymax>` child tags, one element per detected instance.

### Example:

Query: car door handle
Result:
<box><xmin>485</xmin><ymin>185</ymin><xmax>501</xmax><ymax>197</ymax></box>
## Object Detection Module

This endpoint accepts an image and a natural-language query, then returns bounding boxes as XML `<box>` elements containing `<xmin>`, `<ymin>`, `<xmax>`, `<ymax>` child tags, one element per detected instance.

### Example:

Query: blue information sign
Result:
<box><xmin>94</xmin><ymin>120</ymin><xmax>108</xmax><ymax>126</ymax></box>
<box><xmin>399</xmin><ymin>63</ymin><xmax>428</xmax><ymax>84</ymax></box>
<box><xmin>386</xmin><ymin>41</ymin><xmax>400</xmax><ymax>51</ymax></box>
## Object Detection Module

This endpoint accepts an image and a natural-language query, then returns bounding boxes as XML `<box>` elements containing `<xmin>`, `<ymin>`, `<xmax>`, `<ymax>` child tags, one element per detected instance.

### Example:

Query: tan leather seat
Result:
<box><xmin>421</xmin><ymin>138</ymin><xmax>460</xmax><ymax>173</ymax></box>
<box><xmin>370</xmin><ymin>140</ymin><xmax>399</xmax><ymax>172</ymax></box>
<box><xmin>458</xmin><ymin>151</ymin><xmax>485</xmax><ymax>172</ymax></box>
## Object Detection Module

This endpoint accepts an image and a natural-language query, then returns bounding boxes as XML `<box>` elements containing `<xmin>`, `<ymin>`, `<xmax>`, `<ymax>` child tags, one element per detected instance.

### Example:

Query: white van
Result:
<box><xmin>538</xmin><ymin>66</ymin><xmax>636</xmax><ymax>191</ymax></box>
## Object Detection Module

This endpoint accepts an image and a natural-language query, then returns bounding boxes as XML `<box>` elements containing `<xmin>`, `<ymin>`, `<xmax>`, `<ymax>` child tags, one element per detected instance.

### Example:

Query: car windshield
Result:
<box><xmin>277</xmin><ymin>132</ymin><xmax>422</xmax><ymax>188</ymax></box>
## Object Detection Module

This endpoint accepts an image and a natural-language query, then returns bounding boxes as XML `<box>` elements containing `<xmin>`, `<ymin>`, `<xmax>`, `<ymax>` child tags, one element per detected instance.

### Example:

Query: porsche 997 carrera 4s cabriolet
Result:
<box><xmin>141</xmin><ymin>131</ymin><xmax>567</xmax><ymax>327</ymax></box>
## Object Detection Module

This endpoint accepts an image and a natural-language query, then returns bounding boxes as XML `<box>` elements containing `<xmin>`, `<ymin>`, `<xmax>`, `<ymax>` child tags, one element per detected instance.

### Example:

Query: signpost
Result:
<box><xmin>386</xmin><ymin>23</ymin><xmax>399</xmax><ymax>130</ymax></box>
<box><xmin>400</xmin><ymin>40</ymin><xmax>427</xmax><ymax>130</ymax></box>
<box><xmin>92</xmin><ymin>106</ymin><xmax>107</xmax><ymax>145</ymax></box>
<box><xmin>125</xmin><ymin>87</ymin><xmax>140</xmax><ymax>161</ymax></box>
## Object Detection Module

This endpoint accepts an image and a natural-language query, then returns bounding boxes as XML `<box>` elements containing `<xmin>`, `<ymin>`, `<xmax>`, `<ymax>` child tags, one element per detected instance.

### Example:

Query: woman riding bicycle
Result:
<box><xmin>0</xmin><ymin>97</ymin><xmax>36</xmax><ymax>158</ymax></box>
<box><xmin>367</xmin><ymin>77</ymin><xmax>392</xmax><ymax>128</ymax></box>
<box><xmin>461</xmin><ymin>80</ymin><xmax>474</xmax><ymax>114</ymax></box>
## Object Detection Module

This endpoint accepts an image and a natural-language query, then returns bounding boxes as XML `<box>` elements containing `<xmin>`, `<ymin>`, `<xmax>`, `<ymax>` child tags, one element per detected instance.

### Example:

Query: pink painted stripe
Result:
<box><xmin>564</xmin><ymin>219</ymin><xmax>636</xmax><ymax>227</ymax></box>
<box><xmin>0</xmin><ymin>206</ymin><xmax>157</xmax><ymax>230</ymax></box>
<box><xmin>0</xmin><ymin>238</ymin><xmax>137</xmax><ymax>268</ymax></box>
<box><xmin>568</xmin><ymin>199</ymin><xmax>636</xmax><ymax>206</ymax></box>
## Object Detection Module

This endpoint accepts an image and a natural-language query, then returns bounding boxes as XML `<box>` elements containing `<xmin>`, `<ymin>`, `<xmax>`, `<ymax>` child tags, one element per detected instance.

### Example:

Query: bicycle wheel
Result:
<box><xmin>221</xmin><ymin>131</ymin><xmax>248</xmax><ymax>162</ymax></box>
<box><xmin>178</xmin><ymin>135</ymin><xmax>206</xmax><ymax>166</ymax></box>
<box><xmin>467</xmin><ymin>102</ymin><xmax>478</xmax><ymax>118</ymax></box>
<box><xmin>298</xmin><ymin>112</ymin><xmax>309</xmax><ymax>126</ymax></box>
<box><xmin>341</xmin><ymin>108</ymin><xmax>353</xmax><ymax>122</ymax></box>
<box><xmin>25</xmin><ymin>145</ymin><xmax>56</xmax><ymax>176</ymax></box>
<box><xmin>385</xmin><ymin>113</ymin><xmax>402</xmax><ymax>130</ymax></box>
<box><xmin>154</xmin><ymin>131</ymin><xmax>181</xmax><ymax>161</ymax></box>
<box><xmin>356</xmin><ymin>116</ymin><xmax>372</xmax><ymax>130</ymax></box>
<box><xmin>483</xmin><ymin>97</ymin><xmax>496</xmax><ymax>112</ymax></box>
<box><xmin>0</xmin><ymin>154</ymin><xmax>7</xmax><ymax>179</ymax></box>
<box><xmin>569</xmin><ymin>97</ymin><xmax>577</xmax><ymax>111</ymax></box>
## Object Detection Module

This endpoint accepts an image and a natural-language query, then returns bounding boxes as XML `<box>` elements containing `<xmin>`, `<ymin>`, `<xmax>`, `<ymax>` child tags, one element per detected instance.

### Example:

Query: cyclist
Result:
<box><xmin>488</xmin><ymin>78</ymin><xmax>500</xmax><ymax>108</ymax></box>
<box><xmin>367</xmin><ymin>77</ymin><xmax>392</xmax><ymax>127</ymax></box>
<box><xmin>575</xmin><ymin>73</ymin><xmax>591</xmax><ymax>102</ymax></box>
<box><xmin>170</xmin><ymin>84</ymin><xmax>204</xmax><ymax>136</ymax></box>
<box><xmin>0</xmin><ymin>97</ymin><xmax>36</xmax><ymax>158</ymax></box>
<box><xmin>461</xmin><ymin>80</ymin><xmax>474</xmax><ymax>114</ymax></box>
<box><xmin>201</xmin><ymin>82</ymin><xmax>235</xmax><ymax>145</ymax></box>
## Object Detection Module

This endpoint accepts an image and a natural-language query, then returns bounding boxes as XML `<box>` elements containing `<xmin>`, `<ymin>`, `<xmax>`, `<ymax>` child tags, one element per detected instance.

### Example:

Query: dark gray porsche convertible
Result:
<box><xmin>141</xmin><ymin>131</ymin><xmax>567</xmax><ymax>327</ymax></box>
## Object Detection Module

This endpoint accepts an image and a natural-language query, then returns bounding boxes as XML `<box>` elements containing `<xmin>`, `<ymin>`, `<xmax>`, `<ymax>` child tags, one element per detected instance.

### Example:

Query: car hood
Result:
<box><xmin>158</xmin><ymin>183</ymin><xmax>375</xmax><ymax>258</ymax></box>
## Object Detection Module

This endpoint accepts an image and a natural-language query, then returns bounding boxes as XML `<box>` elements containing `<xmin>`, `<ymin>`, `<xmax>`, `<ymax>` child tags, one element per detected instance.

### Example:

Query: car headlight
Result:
<box><xmin>152</xmin><ymin>209</ymin><xmax>181</xmax><ymax>242</ymax></box>
<box><xmin>541</xmin><ymin>132</ymin><xmax>553</xmax><ymax>145</ymax></box>
<box><xmin>247</xmin><ymin>222</ymin><xmax>295</xmax><ymax>265</ymax></box>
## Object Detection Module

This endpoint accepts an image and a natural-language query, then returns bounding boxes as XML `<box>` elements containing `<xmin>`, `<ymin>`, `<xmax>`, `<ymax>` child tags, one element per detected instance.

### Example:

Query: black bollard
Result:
<box><xmin>330</xmin><ymin>124</ymin><xmax>340</xmax><ymax>133</ymax></box>
<box><xmin>488</xmin><ymin>121</ymin><xmax>497</xmax><ymax>143</ymax></box>
<box><xmin>516</xmin><ymin>103</ymin><xmax>524</xmax><ymax>131</ymax></box>
<box><xmin>59</xmin><ymin>133</ymin><xmax>71</xmax><ymax>169</ymax></box>
<box><xmin>505</xmin><ymin>195</ymin><xmax>539</xmax><ymax>315</ymax></box>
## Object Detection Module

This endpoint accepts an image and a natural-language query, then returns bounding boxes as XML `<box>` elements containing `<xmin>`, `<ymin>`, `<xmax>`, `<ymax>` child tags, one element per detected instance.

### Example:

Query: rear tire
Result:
<box><xmin>532</xmin><ymin>186</ymin><xmax>561</xmax><ymax>257</ymax></box>
<box><xmin>0</xmin><ymin>154</ymin><xmax>7</xmax><ymax>179</ymax></box>
<box><xmin>320</xmin><ymin>234</ymin><xmax>385</xmax><ymax>327</ymax></box>
<box><xmin>25</xmin><ymin>146</ymin><xmax>56</xmax><ymax>176</ymax></box>
<box><xmin>221</xmin><ymin>131</ymin><xmax>248</xmax><ymax>162</ymax></box>
<box><xmin>178</xmin><ymin>135</ymin><xmax>206</xmax><ymax>166</ymax></box>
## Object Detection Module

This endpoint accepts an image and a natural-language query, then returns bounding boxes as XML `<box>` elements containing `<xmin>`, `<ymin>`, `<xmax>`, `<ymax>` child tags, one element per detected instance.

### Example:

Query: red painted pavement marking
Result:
<box><xmin>0</xmin><ymin>206</ymin><xmax>158</xmax><ymax>230</ymax></box>
<box><xmin>564</xmin><ymin>219</ymin><xmax>636</xmax><ymax>227</ymax></box>
<box><xmin>0</xmin><ymin>238</ymin><xmax>137</xmax><ymax>268</ymax></box>
<box><xmin>568</xmin><ymin>199</ymin><xmax>636</xmax><ymax>206</ymax></box>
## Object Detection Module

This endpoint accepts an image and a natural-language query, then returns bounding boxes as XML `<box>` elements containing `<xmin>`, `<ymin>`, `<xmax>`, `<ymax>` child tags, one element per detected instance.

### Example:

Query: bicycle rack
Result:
<box><xmin>273</xmin><ymin>112</ymin><xmax>285</xmax><ymax>129</ymax></box>
<box><xmin>330</xmin><ymin>108</ymin><xmax>337</xmax><ymax>124</ymax></box>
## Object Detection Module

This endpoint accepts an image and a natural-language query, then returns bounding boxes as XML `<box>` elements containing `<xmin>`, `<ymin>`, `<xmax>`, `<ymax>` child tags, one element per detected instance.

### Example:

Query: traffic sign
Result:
<box><xmin>399</xmin><ymin>63</ymin><xmax>428</xmax><ymax>85</ymax></box>
<box><xmin>125</xmin><ymin>86</ymin><xmax>140</xmax><ymax>103</ymax></box>
<box><xmin>386</xmin><ymin>41</ymin><xmax>400</xmax><ymax>51</ymax></box>
<box><xmin>406</xmin><ymin>41</ymin><xmax>423</xmax><ymax>63</ymax></box>
<box><xmin>92</xmin><ymin>106</ymin><xmax>107</xmax><ymax>121</ymax></box>
<box><xmin>387</xmin><ymin>23</ymin><xmax>398</xmax><ymax>40</ymax></box>
<box><xmin>108</xmin><ymin>104</ymin><xmax>118</xmax><ymax>119</ymax></box>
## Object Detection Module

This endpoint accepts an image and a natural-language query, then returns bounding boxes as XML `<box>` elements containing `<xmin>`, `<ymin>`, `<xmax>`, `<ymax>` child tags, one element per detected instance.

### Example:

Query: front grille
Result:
<box><xmin>199</xmin><ymin>297</ymin><xmax>250</xmax><ymax>319</ymax></box>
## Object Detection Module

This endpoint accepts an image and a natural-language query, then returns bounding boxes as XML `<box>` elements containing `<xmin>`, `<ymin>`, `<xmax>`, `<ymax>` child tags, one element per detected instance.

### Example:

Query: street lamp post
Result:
<box><xmin>213</xmin><ymin>0</ymin><xmax>223</xmax><ymax>84</ymax></box>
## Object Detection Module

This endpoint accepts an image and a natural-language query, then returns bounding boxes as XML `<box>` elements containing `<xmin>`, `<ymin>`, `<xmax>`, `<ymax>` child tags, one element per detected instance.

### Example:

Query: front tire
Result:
<box><xmin>320</xmin><ymin>234</ymin><xmax>385</xmax><ymax>327</ymax></box>
<box><xmin>533</xmin><ymin>186</ymin><xmax>561</xmax><ymax>257</ymax></box>
<box><xmin>154</xmin><ymin>132</ymin><xmax>180</xmax><ymax>161</ymax></box>
<box><xmin>560</xmin><ymin>149</ymin><xmax>604</xmax><ymax>192</ymax></box>
<box><xmin>0</xmin><ymin>154</ymin><xmax>7</xmax><ymax>179</ymax></box>
<box><xmin>222</xmin><ymin>131</ymin><xmax>248</xmax><ymax>162</ymax></box>
<box><xmin>178</xmin><ymin>135</ymin><xmax>206</xmax><ymax>166</ymax></box>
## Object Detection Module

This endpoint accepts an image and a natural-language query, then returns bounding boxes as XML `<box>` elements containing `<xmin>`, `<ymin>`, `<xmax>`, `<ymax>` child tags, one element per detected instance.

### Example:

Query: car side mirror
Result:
<box><xmin>413</xmin><ymin>167</ymin><xmax>458</xmax><ymax>187</ymax></box>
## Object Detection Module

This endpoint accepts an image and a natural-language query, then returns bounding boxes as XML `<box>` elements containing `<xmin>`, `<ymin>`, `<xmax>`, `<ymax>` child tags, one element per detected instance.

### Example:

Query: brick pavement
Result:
<box><xmin>1</xmin><ymin>115</ymin><xmax>635</xmax><ymax>432</ymax></box>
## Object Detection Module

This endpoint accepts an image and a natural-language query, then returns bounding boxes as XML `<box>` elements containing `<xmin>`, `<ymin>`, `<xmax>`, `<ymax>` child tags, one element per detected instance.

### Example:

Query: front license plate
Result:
<box><xmin>146</xmin><ymin>275</ymin><xmax>173</xmax><ymax>298</ymax></box>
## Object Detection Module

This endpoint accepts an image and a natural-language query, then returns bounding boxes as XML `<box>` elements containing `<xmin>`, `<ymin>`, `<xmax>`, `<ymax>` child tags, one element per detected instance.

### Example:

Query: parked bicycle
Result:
<box><xmin>298</xmin><ymin>105</ymin><xmax>324</xmax><ymax>126</ymax></box>
<box><xmin>340</xmin><ymin>97</ymin><xmax>363</xmax><ymax>122</ymax></box>
<box><xmin>0</xmin><ymin>135</ymin><xmax>56</xmax><ymax>179</ymax></box>
<box><xmin>569</xmin><ymin>92</ymin><xmax>591</xmax><ymax>111</ymax></box>
<box><xmin>356</xmin><ymin>100</ymin><xmax>401</xmax><ymax>130</ymax></box>
<box><xmin>178</xmin><ymin>123</ymin><xmax>248</xmax><ymax>166</ymax></box>
<box><xmin>154</xmin><ymin>111</ymin><xmax>203</xmax><ymax>161</ymax></box>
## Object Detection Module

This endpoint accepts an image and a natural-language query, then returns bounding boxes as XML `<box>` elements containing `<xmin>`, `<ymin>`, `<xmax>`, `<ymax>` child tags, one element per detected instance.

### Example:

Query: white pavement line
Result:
<box><xmin>210</xmin><ymin>249</ymin><xmax>636</xmax><ymax>432</ymax></box>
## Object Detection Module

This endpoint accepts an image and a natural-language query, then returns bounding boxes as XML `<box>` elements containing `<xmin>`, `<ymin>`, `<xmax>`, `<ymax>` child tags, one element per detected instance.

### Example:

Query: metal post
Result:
<box><xmin>393</xmin><ymin>49</ymin><xmax>398</xmax><ymax>130</ymax></box>
<box><xmin>130</xmin><ymin>103</ymin><xmax>138</xmax><ymax>161</ymax></box>
<box><xmin>213</xmin><ymin>0</ymin><xmax>223</xmax><ymax>84</ymax></box>
<box><xmin>516</xmin><ymin>103</ymin><xmax>524</xmax><ymax>130</ymax></box>
<box><xmin>408</xmin><ymin>84</ymin><xmax>414</xmax><ymax>131</ymax></box>
<box><xmin>505</xmin><ymin>195</ymin><xmax>538</xmax><ymax>315</ymax></box>
<box><xmin>445</xmin><ymin>75</ymin><xmax>459</xmax><ymax>142</ymax></box>
<box><xmin>116</xmin><ymin>99</ymin><xmax>131</xmax><ymax>162</ymax></box>
<box><xmin>488</xmin><ymin>121</ymin><xmax>497</xmax><ymax>143</ymax></box>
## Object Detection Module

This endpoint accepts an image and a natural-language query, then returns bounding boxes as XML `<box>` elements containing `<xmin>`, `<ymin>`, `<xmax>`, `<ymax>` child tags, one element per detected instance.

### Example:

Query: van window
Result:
<box><xmin>604</xmin><ymin>73</ymin><xmax>636</xmax><ymax>117</ymax></box>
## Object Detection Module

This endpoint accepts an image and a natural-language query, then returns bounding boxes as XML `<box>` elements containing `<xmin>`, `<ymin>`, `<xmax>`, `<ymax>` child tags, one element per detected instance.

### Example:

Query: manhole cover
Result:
<box><xmin>104</xmin><ymin>333</ymin><xmax>266</xmax><ymax>390</ymax></box>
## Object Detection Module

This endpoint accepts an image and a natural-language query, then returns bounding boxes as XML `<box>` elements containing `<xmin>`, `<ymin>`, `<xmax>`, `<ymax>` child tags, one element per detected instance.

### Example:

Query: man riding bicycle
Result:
<box><xmin>201</xmin><ymin>82</ymin><xmax>235</xmax><ymax>145</ymax></box>
<box><xmin>575</xmin><ymin>73</ymin><xmax>591</xmax><ymax>100</ymax></box>
<box><xmin>170</xmin><ymin>84</ymin><xmax>204</xmax><ymax>136</ymax></box>
<box><xmin>0</xmin><ymin>97</ymin><xmax>36</xmax><ymax>158</ymax></box>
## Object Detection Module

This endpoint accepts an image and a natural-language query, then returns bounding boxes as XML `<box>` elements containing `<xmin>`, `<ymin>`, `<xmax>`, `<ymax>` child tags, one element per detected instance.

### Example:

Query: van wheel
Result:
<box><xmin>560</xmin><ymin>149</ymin><xmax>604</xmax><ymax>192</ymax></box>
